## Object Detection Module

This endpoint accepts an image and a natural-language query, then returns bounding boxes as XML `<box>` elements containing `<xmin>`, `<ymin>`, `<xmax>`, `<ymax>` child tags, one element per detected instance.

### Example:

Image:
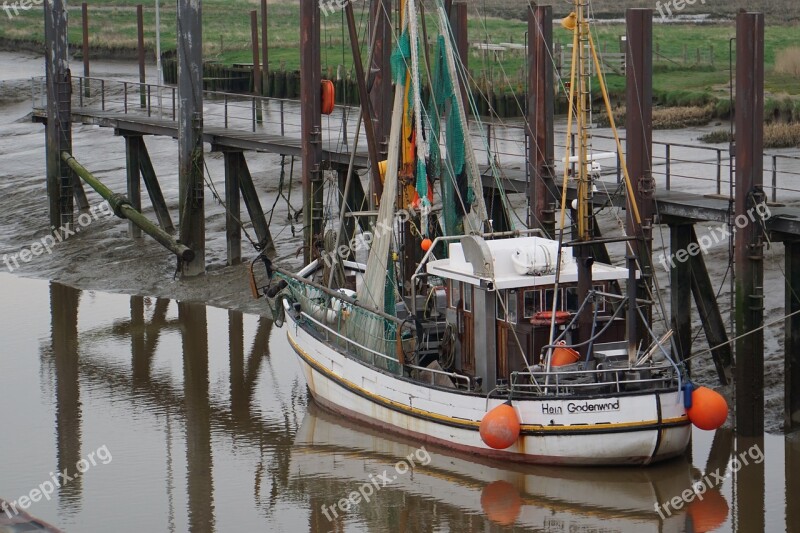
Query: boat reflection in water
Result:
<box><xmin>291</xmin><ymin>403</ymin><xmax>730</xmax><ymax>532</ymax></box>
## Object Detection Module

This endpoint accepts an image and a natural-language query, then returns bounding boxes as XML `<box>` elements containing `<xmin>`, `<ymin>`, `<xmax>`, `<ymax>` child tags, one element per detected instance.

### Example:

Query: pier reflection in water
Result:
<box><xmin>0</xmin><ymin>275</ymin><xmax>795</xmax><ymax>532</ymax></box>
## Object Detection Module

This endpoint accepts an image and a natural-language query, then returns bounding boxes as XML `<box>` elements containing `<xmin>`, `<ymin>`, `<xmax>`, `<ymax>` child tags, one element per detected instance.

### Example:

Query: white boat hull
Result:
<box><xmin>285</xmin><ymin>302</ymin><xmax>691</xmax><ymax>466</ymax></box>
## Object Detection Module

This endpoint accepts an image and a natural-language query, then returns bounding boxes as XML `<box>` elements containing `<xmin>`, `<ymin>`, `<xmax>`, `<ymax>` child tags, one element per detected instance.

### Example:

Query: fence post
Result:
<box><xmin>665</xmin><ymin>144</ymin><xmax>671</xmax><ymax>190</ymax></box>
<box><xmin>124</xmin><ymin>82</ymin><xmax>128</xmax><ymax>113</ymax></box>
<box><xmin>101</xmin><ymin>79</ymin><xmax>105</xmax><ymax>110</ymax></box>
<box><xmin>772</xmin><ymin>155</ymin><xmax>778</xmax><ymax>203</ymax></box>
<box><xmin>717</xmin><ymin>149</ymin><xmax>722</xmax><ymax>195</ymax></box>
<box><xmin>224</xmin><ymin>94</ymin><xmax>228</xmax><ymax>128</ymax></box>
<box><xmin>280</xmin><ymin>100</ymin><xmax>285</xmax><ymax>136</ymax></box>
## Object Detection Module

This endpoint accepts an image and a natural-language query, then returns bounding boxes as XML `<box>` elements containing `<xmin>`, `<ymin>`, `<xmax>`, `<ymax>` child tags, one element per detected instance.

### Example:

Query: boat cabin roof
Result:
<box><xmin>426</xmin><ymin>236</ymin><xmax>633</xmax><ymax>290</ymax></box>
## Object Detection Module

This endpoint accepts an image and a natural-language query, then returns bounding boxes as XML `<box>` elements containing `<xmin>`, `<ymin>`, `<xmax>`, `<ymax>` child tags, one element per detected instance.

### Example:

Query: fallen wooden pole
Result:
<box><xmin>62</xmin><ymin>152</ymin><xmax>195</xmax><ymax>262</ymax></box>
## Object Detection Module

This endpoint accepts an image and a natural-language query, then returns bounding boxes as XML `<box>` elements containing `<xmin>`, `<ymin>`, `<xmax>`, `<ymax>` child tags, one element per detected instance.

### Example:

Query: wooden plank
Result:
<box><xmin>235</xmin><ymin>152</ymin><xmax>276</xmax><ymax>260</ymax></box>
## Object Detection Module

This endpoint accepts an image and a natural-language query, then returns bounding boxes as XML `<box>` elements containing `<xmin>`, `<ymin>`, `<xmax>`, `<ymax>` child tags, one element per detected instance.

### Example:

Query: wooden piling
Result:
<box><xmin>785</xmin><ymin>241</ymin><xmax>800</xmax><ymax>430</ymax></box>
<box><xmin>250</xmin><ymin>10</ymin><xmax>262</xmax><ymax>97</ymax></box>
<box><xmin>734</xmin><ymin>11</ymin><xmax>765</xmax><ymax>436</ymax></box>
<box><xmin>45</xmin><ymin>0</ymin><xmax>73</xmax><ymax>229</ymax></box>
<box><xmin>669</xmin><ymin>224</ymin><xmax>692</xmax><ymax>364</ymax></box>
<box><xmin>450</xmin><ymin>3</ymin><xmax>469</xmax><ymax>114</ymax></box>
<box><xmin>137</xmin><ymin>4</ymin><xmax>146</xmax><ymax>109</ymax></box>
<box><xmin>300</xmin><ymin>0</ymin><xmax>324</xmax><ymax>264</ymax></box>
<box><xmin>177</xmin><ymin>0</ymin><xmax>205</xmax><ymax>275</ymax></box>
<box><xmin>223</xmin><ymin>152</ymin><xmax>242</xmax><ymax>265</ymax></box>
<box><xmin>528</xmin><ymin>5</ymin><xmax>555</xmax><ymax>238</ymax></box>
<box><xmin>625</xmin><ymin>8</ymin><xmax>655</xmax><ymax>348</ymax></box>
<box><xmin>261</xmin><ymin>0</ymin><xmax>269</xmax><ymax>94</ymax></box>
<box><xmin>125</xmin><ymin>135</ymin><xmax>143</xmax><ymax>239</ymax></box>
<box><xmin>82</xmin><ymin>3</ymin><xmax>89</xmax><ymax>97</ymax></box>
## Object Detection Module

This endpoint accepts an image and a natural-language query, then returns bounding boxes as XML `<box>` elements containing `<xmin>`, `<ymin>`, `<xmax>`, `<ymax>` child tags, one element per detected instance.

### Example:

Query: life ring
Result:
<box><xmin>321</xmin><ymin>80</ymin><xmax>335</xmax><ymax>115</ymax></box>
<box><xmin>531</xmin><ymin>310</ymin><xmax>570</xmax><ymax>326</ymax></box>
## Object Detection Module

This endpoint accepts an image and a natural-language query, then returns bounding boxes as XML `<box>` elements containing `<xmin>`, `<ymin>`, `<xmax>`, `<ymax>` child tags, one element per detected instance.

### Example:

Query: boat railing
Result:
<box><xmin>405</xmin><ymin>363</ymin><xmax>472</xmax><ymax>389</ymax></box>
<box><xmin>299</xmin><ymin>311</ymin><xmax>402</xmax><ymax>372</ymax></box>
<box><xmin>510</xmin><ymin>362</ymin><xmax>678</xmax><ymax>397</ymax></box>
<box><xmin>299</xmin><ymin>311</ymin><xmax>472</xmax><ymax>390</ymax></box>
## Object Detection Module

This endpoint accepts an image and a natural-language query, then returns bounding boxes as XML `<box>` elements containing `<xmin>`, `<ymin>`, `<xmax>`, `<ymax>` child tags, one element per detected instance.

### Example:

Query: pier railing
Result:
<box><xmin>31</xmin><ymin>75</ymin><xmax>361</xmax><ymax>142</ymax></box>
<box><xmin>32</xmin><ymin>75</ymin><xmax>800</xmax><ymax>203</ymax></box>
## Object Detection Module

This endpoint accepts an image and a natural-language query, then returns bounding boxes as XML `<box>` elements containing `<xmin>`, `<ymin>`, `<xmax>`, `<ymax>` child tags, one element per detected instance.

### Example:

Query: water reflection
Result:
<box><xmin>4</xmin><ymin>279</ymin><xmax>791</xmax><ymax>531</ymax></box>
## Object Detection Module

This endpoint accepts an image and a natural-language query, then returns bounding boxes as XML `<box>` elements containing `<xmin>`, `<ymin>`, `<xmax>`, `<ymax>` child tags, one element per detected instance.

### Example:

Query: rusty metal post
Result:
<box><xmin>177</xmin><ymin>0</ymin><xmax>205</xmax><ymax>276</ymax></box>
<box><xmin>344</xmin><ymin>1</ymin><xmax>381</xmax><ymax>204</ymax></box>
<box><xmin>625</xmin><ymin>8</ymin><xmax>654</xmax><ymax>349</ymax></box>
<box><xmin>527</xmin><ymin>5</ymin><xmax>555</xmax><ymax>238</ymax></box>
<box><xmin>250</xmin><ymin>10</ymin><xmax>262</xmax><ymax>97</ymax></box>
<box><xmin>369</xmin><ymin>0</ymin><xmax>392</xmax><ymax>170</ymax></box>
<box><xmin>449</xmin><ymin>2</ymin><xmax>468</xmax><ymax>114</ymax></box>
<box><xmin>734</xmin><ymin>11</ymin><xmax>765</xmax><ymax>437</ymax></box>
<box><xmin>45</xmin><ymin>0</ymin><xmax>73</xmax><ymax>230</ymax></box>
<box><xmin>137</xmin><ymin>5</ymin><xmax>146</xmax><ymax>109</ymax></box>
<box><xmin>82</xmin><ymin>2</ymin><xmax>89</xmax><ymax>97</ymax></box>
<box><xmin>261</xmin><ymin>0</ymin><xmax>269</xmax><ymax>92</ymax></box>
<box><xmin>300</xmin><ymin>0</ymin><xmax>323</xmax><ymax>264</ymax></box>
<box><xmin>786</xmin><ymin>242</ymin><xmax>800</xmax><ymax>430</ymax></box>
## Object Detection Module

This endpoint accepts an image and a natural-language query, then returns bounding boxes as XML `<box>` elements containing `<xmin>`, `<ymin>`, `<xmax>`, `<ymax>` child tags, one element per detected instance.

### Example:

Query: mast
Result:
<box><xmin>574</xmin><ymin>0</ymin><xmax>594</xmax><ymax>354</ymax></box>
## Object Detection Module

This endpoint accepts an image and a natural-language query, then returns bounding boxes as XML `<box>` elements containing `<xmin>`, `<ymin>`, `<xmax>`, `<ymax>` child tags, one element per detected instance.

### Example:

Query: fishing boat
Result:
<box><xmin>255</xmin><ymin>0</ymin><xmax>726</xmax><ymax>465</ymax></box>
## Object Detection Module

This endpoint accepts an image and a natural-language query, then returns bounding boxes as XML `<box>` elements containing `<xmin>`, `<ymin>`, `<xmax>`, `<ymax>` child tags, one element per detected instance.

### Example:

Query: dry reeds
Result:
<box><xmin>775</xmin><ymin>47</ymin><xmax>800</xmax><ymax>77</ymax></box>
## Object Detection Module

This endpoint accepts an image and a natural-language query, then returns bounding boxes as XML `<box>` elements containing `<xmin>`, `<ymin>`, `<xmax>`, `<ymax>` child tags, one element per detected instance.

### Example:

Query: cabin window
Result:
<box><xmin>450</xmin><ymin>280</ymin><xmax>461</xmax><ymax>308</ymax></box>
<box><xmin>565</xmin><ymin>287</ymin><xmax>579</xmax><ymax>312</ymax></box>
<box><xmin>507</xmin><ymin>290</ymin><xmax>518</xmax><ymax>323</ymax></box>
<box><xmin>523</xmin><ymin>289</ymin><xmax>542</xmax><ymax>318</ymax></box>
<box><xmin>593</xmin><ymin>284</ymin><xmax>606</xmax><ymax>312</ymax></box>
<box><xmin>496</xmin><ymin>291</ymin><xmax>517</xmax><ymax>323</ymax></box>
<box><xmin>544</xmin><ymin>288</ymin><xmax>562</xmax><ymax>311</ymax></box>
<box><xmin>463</xmin><ymin>283</ymin><xmax>473</xmax><ymax>312</ymax></box>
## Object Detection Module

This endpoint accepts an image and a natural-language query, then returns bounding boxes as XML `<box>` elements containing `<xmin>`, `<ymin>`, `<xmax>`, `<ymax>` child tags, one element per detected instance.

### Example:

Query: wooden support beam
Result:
<box><xmin>125</xmin><ymin>135</ymin><xmax>142</xmax><ymax>239</ymax></box>
<box><xmin>261</xmin><ymin>0</ymin><xmax>269</xmax><ymax>90</ymax></box>
<box><xmin>687</xmin><ymin>226</ymin><xmax>733</xmax><ymax>385</ymax></box>
<box><xmin>670</xmin><ymin>224</ymin><xmax>692</xmax><ymax>365</ymax></box>
<box><xmin>177</xmin><ymin>0</ymin><xmax>205</xmax><ymax>276</ymax></box>
<box><xmin>233</xmin><ymin>152</ymin><xmax>276</xmax><ymax>260</ymax></box>
<box><xmin>528</xmin><ymin>5</ymin><xmax>555</xmax><ymax>238</ymax></box>
<box><xmin>734</xmin><ymin>12</ymin><xmax>765</xmax><ymax>436</ymax></box>
<box><xmin>223</xmin><ymin>152</ymin><xmax>242</xmax><ymax>265</ymax></box>
<box><xmin>137</xmin><ymin>138</ymin><xmax>175</xmax><ymax>233</ymax></box>
<box><xmin>82</xmin><ymin>3</ymin><xmax>90</xmax><ymax>97</ymax></box>
<box><xmin>786</xmin><ymin>241</ymin><xmax>800</xmax><ymax>430</ymax></box>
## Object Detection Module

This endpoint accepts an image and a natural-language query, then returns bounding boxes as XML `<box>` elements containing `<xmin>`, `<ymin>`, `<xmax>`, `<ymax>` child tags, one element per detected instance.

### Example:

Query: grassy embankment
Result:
<box><xmin>2</xmin><ymin>1</ymin><xmax>798</xmax><ymax>145</ymax></box>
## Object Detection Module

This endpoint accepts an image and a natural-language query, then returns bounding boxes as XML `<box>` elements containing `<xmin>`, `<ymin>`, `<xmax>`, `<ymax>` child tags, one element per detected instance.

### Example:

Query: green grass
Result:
<box><xmin>1</xmin><ymin>0</ymin><xmax>798</xmax><ymax>102</ymax></box>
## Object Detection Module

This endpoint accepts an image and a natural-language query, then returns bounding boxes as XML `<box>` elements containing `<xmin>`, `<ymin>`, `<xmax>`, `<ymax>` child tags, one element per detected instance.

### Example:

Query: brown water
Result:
<box><xmin>0</xmin><ymin>273</ymin><xmax>797</xmax><ymax>532</ymax></box>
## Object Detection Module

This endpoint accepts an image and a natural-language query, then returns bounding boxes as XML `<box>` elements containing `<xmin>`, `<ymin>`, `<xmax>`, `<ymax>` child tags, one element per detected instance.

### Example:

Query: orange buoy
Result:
<box><xmin>532</xmin><ymin>310</ymin><xmax>571</xmax><ymax>326</ymax></box>
<box><xmin>321</xmin><ymin>80</ymin><xmax>335</xmax><ymax>115</ymax></box>
<box><xmin>480</xmin><ymin>480</ymin><xmax>522</xmax><ymax>526</ymax></box>
<box><xmin>687</xmin><ymin>386</ymin><xmax>728</xmax><ymax>430</ymax></box>
<box><xmin>687</xmin><ymin>488</ymin><xmax>729</xmax><ymax>532</ymax></box>
<box><xmin>421</xmin><ymin>238</ymin><xmax>433</xmax><ymax>252</ymax></box>
<box><xmin>479</xmin><ymin>402</ymin><xmax>520</xmax><ymax>450</ymax></box>
<box><xmin>551</xmin><ymin>341</ymin><xmax>580</xmax><ymax>367</ymax></box>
